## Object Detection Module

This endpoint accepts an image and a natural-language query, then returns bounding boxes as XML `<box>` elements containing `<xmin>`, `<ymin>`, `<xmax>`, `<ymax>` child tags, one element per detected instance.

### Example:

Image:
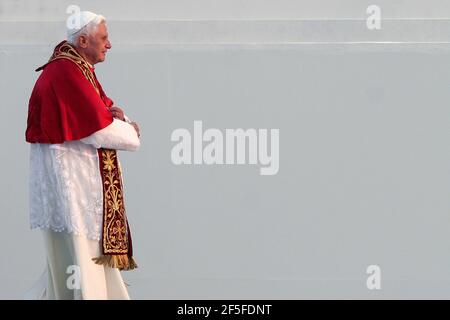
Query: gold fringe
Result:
<box><xmin>92</xmin><ymin>254</ymin><xmax>138</xmax><ymax>271</ymax></box>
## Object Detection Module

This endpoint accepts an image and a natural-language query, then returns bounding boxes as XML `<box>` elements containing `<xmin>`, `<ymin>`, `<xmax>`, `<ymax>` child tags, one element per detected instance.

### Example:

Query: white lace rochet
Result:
<box><xmin>29</xmin><ymin>118</ymin><xmax>140</xmax><ymax>241</ymax></box>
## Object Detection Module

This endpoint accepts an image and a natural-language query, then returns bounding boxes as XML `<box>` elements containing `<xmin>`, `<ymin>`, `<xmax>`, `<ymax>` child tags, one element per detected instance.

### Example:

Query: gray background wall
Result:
<box><xmin>1</xmin><ymin>0</ymin><xmax>450</xmax><ymax>299</ymax></box>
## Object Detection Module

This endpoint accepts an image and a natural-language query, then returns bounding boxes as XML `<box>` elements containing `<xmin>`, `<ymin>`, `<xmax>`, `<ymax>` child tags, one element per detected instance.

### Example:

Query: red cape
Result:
<box><xmin>26</xmin><ymin>58</ymin><xmax>114</xmax><ymax>143</ymax></box>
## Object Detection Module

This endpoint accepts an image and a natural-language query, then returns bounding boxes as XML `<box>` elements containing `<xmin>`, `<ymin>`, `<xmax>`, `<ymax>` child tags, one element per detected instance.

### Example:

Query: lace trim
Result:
<box><xmin>30</xmin><ymin>224</ymin><xmax>101</xmax><ymax>241</ymax></box>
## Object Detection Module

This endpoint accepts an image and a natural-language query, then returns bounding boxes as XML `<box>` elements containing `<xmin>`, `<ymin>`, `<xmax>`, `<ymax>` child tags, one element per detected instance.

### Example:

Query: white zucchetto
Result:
<box><xmin>67</xmin><ymin>11</ymin><xmax>100</xmax><ymax>36</ymax></box>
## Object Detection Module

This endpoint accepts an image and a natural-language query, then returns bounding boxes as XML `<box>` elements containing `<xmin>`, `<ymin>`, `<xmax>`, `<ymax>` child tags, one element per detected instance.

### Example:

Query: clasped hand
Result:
<box><xmin>109</xmin><ymin>106</ymin><xmax>140</xmax><ymax>138</ymax></box>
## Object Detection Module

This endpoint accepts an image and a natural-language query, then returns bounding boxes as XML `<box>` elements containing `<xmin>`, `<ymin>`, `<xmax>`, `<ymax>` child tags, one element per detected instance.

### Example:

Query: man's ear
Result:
<box><xmin>78</xmin><ymin>34</ymin><xmax>89</xmax><ymax>48</ymax></box>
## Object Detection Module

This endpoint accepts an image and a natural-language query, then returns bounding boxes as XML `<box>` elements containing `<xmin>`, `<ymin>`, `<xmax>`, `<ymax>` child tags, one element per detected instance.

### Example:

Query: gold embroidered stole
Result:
<box><xmin>44</xmin><ymin>41</ymin><xmax>137</xmax><ymax>270</ymax></box>
<box><xmin>94</xmin><ymin>149</ymin><xmax>137</xmax><ymax>270</ymax></box>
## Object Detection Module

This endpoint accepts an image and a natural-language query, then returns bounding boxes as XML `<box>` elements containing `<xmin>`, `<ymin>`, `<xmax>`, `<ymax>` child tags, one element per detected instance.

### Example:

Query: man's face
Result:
<box><xmin>82</xmin><ymin>22</ymin><xmax>112</xmax><ymax>65</ymax></box>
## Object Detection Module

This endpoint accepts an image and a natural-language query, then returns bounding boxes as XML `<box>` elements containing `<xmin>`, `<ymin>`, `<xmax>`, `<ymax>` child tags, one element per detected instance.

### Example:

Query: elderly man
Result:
<box><xmin>25</xmin><ymin>11</ymin><xmax>140</xmax><ymax>300</ymax></box>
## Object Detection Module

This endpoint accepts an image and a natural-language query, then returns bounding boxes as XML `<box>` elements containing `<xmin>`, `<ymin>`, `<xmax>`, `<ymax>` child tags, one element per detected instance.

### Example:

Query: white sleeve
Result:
<box><xmin>80</xmin><ymin>118</ymin><xmax>140</xmax><ymax>151</ymax></box>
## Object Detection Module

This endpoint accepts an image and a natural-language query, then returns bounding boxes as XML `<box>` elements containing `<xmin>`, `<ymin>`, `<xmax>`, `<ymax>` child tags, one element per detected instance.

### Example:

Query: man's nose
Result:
<box><xmin>106</xmin><ymin>40</ymin><xmax>112</xmax><ymax>49</ymax></box>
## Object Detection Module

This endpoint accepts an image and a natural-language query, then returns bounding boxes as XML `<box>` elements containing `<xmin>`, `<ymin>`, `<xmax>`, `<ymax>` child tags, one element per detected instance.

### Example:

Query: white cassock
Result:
<box><xmin>25</xmin><ymin>118</ymin><xmax>140</xmax><ymax>300</ymax></box>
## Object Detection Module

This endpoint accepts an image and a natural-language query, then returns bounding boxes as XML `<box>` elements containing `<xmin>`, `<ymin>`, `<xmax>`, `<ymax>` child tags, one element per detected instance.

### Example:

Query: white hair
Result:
<box><xmin>67</xmin><ymin>14</ymin><xmax>106</xmax><ymax>46</ymax></box>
